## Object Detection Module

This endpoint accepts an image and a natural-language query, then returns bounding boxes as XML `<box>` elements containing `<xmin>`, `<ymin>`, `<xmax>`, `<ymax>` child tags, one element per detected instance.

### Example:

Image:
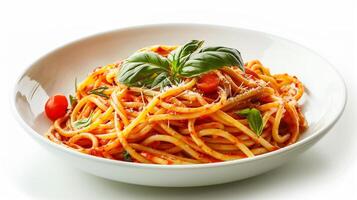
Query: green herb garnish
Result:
<box><xmin>179</xmin><ymin>46</ymin><xmax>244</xmax><ymax>77</ymax></box>
<box><xmin>123</xmin><ymin>151</ymin><xmax>132</xmax><ymax>162</ymax></box>
<box><xmin>74</xmin><ymin>77</ymin><xmax>78</xmax><ymax>93</ymax></box>
<box><xmin>73</xmin><ymin>115</ymin><xmax>92</xmax><ymax>129</ymax></box>
<box><xmin>88</xmin><ymin>86</ymin><xmax>109</xmax><ymax>98</ymax></box>
<box><xmin>168</xmin><ymin>40</ymin><xmax>204</xmax><ymax>76</ymax></box>
<box><xmin>69</xmin><ymin>94</ymin><xmax>77</xmax><ymax>107</ymax></box>
<box><xmin>237</xmin><ymin>108</ymin><xmax>263</xmax><ymax>136</ymax></box>
<box><xmin>117</xmin><ymin>40</ymin><xmax>244</xmax><ymax>88</ymax></box>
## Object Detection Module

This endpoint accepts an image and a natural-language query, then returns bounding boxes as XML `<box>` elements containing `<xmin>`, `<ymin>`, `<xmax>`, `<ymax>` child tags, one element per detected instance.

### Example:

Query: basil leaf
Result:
<box><xmin>88</xmin><ymin>86</ymin><xmax>109</xmax><ymax>98</ymax></box>
<box><xmin>237</xmin><ymin>108</ymin><xmax>263</xmax><ymax>136</ymax></box>
<box><xmin>69</xmin><ymin>94</ymin><xmax>77</xmax><ymax>107</ymax></box>
<box><xmin>117</xmin><ymin>52</ymin><xmax>170</xmax><ymax>87</ymax></box>
<box><xmin>74</xmin><ymin>116</ymin><xmax>92</xmax><ymax>129</ymax></box>
<box><xmin>168</xmin><ymin>40</ymin><xmax>204</xmax><ymax>72</ymax></box>
<box><xmin>123</xmin><ymin>151</ymin><xmax>132</xmax><ymax>162</ymax></box>
<box><xmin>75</xmin><ymin>77</ymin><xmax>78</xmax><ymax>93</ymax></box>
<box><xmin>151</xmin><ymin>71</ymin><xmax>171</xmax><ymax>89</ymax></box>
<box><xmin>179</xmin><ymin>46</ymin><xmax>244</xmax><ymax>77</ymax></box>
<box><xmin>247</xmin><ymin>108</ymin><xmax>263</xmax><ymax>136</ymax></box>
<box><xmin>201</xmin><ymin>46</ymin><xmax>244</xmax><ymax>71</ymax></box>
<box><xmin>237</xmin><ymin>108</ymin><xmax>251</xmax><ymax>117</ymax></box>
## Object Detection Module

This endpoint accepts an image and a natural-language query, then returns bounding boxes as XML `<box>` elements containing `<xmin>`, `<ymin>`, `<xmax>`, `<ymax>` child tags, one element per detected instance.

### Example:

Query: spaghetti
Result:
<box><xmin>45</xmin><ymin>43</ymin><xmax>307</xmax><ymax>164</ymax></box>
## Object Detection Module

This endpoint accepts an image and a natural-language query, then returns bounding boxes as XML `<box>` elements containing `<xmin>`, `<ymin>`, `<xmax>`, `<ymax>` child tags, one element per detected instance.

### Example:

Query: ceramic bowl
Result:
<box><xmin>12</xmin><ymin>24</ymin><xmax>346</xmax><ymax>187</ymax></box>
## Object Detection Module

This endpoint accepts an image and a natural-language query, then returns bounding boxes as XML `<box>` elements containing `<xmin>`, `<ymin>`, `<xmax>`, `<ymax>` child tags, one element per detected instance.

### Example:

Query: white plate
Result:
<box><xmin>12</xmin><ymin>24</ymin><xmax>346</xmax><ymax>187</ymax></box>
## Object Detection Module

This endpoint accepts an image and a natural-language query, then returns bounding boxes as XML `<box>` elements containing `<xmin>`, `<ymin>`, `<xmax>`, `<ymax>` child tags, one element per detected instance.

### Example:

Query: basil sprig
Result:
<box><xmin>180</xmin><ymin>46</ymin><xmax>244</xmax><ymax>77</ymax></box>
<box><xmin>168</xmin><ymin>40</ymin><xmax>204</xmax><ymax>73</ymax></box>
<box><xmin>73</xmin><ymin>115</ymin><xmax>92</xmax><ymax>129</ymax></box>
<box><xmin>117</xmin><ymin>40</ymin><xmax>244</xmax><ymax>88</ymax></box>
<box><xmin>88</xmin><ymin>86</ymin><xmax>109</xmax><ymax>98</ymax></box>
<box><xmin>69</xmin><ymin>94</ymin><xmax>77</xmax><ymax>107</ymax></box>
<box><xmin>237</xmin><ymin>108</ymin><xmax>263</xmax><ymax>136</ymax></box>
<box><xmin>123</xmin><ymin>151</ymin><xmax>132</xmax><ymax>162</ymax></box>
<box><xmin>117</xmin><ymin>52</ymin><xmax>170</xmax><ymax>88</ymax></box>
<box><xmin>69</xmin><ymin>78</ymin><xmax>78</xmax><ymax>108</ymax></box>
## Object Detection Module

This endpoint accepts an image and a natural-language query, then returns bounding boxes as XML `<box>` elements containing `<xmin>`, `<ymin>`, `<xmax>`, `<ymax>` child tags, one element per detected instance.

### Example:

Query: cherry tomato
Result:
<box><xmin>45</xmin><ymin>94</ymin><xmax>68</xmax><ymax>121</ymax></box>
<box><xmin>197</xmin><ymin>73</ymin><xmax>220</xmax><ymax>94</ymax></box>
<box><xmin>155</xmin><ymin>46</ymin><xmax>170</xmax><ymax>56</ymax></box>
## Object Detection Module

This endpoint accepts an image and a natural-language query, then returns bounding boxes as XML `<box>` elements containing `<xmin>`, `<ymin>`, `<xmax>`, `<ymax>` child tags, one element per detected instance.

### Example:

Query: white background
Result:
<box><xmin>1</xmin><ymin>0</ymin><xmax>356</xmax><ymax>199</ymax></box>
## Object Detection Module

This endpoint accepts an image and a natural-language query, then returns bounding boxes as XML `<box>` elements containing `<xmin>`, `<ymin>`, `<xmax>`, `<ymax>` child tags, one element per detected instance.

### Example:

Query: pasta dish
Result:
<box><xmin>44</xmin><ymin>40</ymin><xmax>307</xmax><ymax>164</ymax></box>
